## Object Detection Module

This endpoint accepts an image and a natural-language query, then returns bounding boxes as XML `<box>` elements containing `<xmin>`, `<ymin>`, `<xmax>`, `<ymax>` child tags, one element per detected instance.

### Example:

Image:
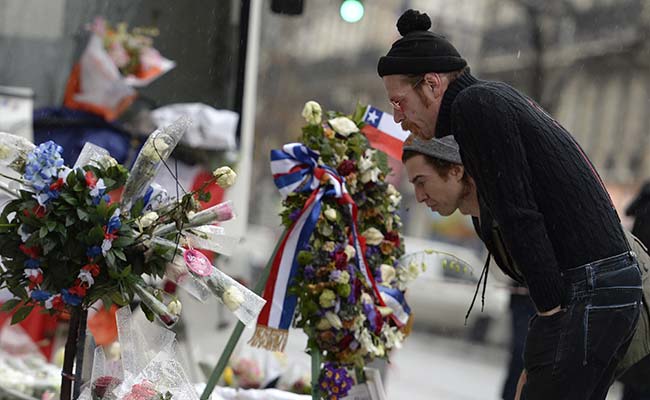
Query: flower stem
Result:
<box><xmin>60</xmin><ymin>307</ymin><xmax>81</xmax><ymax>400</ymax></box>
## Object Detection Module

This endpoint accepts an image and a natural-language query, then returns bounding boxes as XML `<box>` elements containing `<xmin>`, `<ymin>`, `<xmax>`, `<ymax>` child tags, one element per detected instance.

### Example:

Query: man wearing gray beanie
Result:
<box><xmin>383</xmin><ymin>9</ymin><xmax>645</xmax><ymax>400</ymax></box>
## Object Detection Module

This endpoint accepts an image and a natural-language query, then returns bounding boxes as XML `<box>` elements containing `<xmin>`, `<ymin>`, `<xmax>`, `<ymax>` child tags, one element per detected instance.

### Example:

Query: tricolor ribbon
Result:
<box><xmin>249</xmin><ymin>143</ymin><xmax>402</xmax><ymax>352</ymax></box>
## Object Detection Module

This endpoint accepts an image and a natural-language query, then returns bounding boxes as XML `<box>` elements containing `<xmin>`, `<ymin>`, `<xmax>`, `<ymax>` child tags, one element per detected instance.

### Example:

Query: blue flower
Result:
<box><xmin>24</xmin><ymin>141</ymin><xmax>65</xmax><ymax>193</ymax></box>
<box><xmin>106</xmin><ymin>215</ymin><xmax>121</xmax><ymax>233</ymax></box>
<box><xmin>61</xmin><ymin>289</ymin><xmax>82</xmax><ymax>306</ymax></box>
<box><xmin>30</xmin><ymin>290</ymin><xmax>51</xmax><ymax>302</ymax></box>
<box><xmin>24</xmin><ymin>258</ymin><xmax>40</xmax><ymax>268</ymax></box>
<box><xmin>86</xmin><ymin>246</ymin><xmax>102</xmax><ymax>258</ymax></box>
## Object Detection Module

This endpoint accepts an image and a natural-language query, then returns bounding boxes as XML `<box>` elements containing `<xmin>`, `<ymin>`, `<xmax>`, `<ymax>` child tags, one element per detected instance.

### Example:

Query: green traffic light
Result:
<box><xmin>340</xmin><ymin>0</ymin><xmax>364</xmax><ymax>23</ymax></box>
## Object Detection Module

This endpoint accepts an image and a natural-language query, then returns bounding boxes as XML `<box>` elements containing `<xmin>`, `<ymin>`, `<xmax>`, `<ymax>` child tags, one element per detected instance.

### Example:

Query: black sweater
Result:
<box><xmin>436</xmin><ymin>71</ymin><xmax>628</xmax><ymax>312</ymax></box>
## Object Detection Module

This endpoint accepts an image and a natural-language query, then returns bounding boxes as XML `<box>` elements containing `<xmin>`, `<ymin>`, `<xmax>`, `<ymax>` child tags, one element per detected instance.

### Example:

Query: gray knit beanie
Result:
<box><xmin>402</xmin><ymin>135</ymin><xmax>462</xmax><ymax>164</ymax></box>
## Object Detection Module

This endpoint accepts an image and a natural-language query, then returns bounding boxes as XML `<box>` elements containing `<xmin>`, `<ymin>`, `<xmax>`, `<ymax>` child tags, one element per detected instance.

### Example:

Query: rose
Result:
<box><xmin>380</xmin><ymin>264</ymin><xmax>396</xmax><ymax>286</ymax></box>
<box><xmin>328</xmin><ymin>117</ymin><xmax>358</xmax><ymax>137</ymax></box>
<box><xmin>213</xmin><ymin>166</ymin><xmax>237</xmax><ymax>188</ymax></box>
<box><xmin>344</xmin><ymin>245</ymin><xmax>356</xmax><ymax>261</ymax></box>
<box><xmin>337</xmin><ymin>159</ymin><xmax>356</xmax><ymax>177</ymax></box>
<box><xmin>138</xmin><ymin>211</ymin><xmax>159</xmax><ymax>229</ymax></box>
<box><xmin>92</xmin><ymin>376</ymin><xmax>122</xmax><ymax>400</ymax></box>
<box><xmin>301</xmin><ymin>101</ymin><xmax>322</xmax><ymax>125</ymax></box>
<box><xmin>167</xmin><ymin>299</ymin><xmax>182</xmax><ymax>315</ymax></box>
<box><xmin>223</xmin><ymin>285</ymin><xmax>244</xmax><ymax>311</ymax></box>
<box><xmin>334</xmin><ymin>250</ymin><xmax>348</xmax><ymax>269</ymax></box>
<box><xmin>323</xmin><ymin>207</ymin><xmax>337</xmax><ymax>221</ymax></box>
<box><xmin>324</xmin><ymin>311</ymin><xmax>343</xmax><ymax>329</ymax></box>
<box><xmin>362</xmin><ymin>227</ymin><xmax>384</xmax><ymax>246</ymax></box>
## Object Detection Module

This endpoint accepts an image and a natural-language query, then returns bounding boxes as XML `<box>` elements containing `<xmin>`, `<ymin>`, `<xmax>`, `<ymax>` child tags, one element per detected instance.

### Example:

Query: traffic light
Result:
<box><xmin>340</xmin><ymin>0</ymin><xmax>364</xmax><ymax>23</ymax></box>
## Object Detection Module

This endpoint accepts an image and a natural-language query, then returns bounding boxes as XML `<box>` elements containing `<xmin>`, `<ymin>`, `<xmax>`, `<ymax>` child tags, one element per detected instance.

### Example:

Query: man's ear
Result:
<box><xmin>424</xmin><ymin>72</ymin><xmax>443</xmax><ymax>98</ymax></box>
<box><xmin>450</xmin><ymin>164</ymin><xmax>464</xmax><ymax>181</ymax></box>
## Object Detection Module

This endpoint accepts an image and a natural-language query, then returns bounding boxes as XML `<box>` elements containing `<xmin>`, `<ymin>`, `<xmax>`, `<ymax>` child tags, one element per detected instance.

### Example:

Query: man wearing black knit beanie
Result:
<box><xmin>379</xmin><ymin>9</ymin><xmax>647</xmax><ymax>400</ymax></box>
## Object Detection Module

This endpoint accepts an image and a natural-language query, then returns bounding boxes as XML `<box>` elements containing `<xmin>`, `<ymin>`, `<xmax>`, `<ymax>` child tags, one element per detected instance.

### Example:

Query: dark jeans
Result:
<box><xmin>521</xmin><ymin>252</ymin><xmax>643</xmax><ymax>400</ymax></box>
<box><xmin>502</xmin><ymin>293</ymin><xmax>536</xmax><ymax>400</ymax></box>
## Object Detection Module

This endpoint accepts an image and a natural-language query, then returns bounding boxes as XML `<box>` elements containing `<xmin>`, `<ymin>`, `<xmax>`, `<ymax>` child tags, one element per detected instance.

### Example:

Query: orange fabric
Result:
<box><xmin>87</xmin><ymin>305</ymin><xmax>118</xmax><ymax>346</ymax></box>
<box><xmin>63</xmin><ymin>63</ymin><xmax>136</xmax><ymax>121</ymax></box>
<box><xmin>0</xmin><ymin>306</ymin><xmax>59</xmax><ymax>359</ymax></box>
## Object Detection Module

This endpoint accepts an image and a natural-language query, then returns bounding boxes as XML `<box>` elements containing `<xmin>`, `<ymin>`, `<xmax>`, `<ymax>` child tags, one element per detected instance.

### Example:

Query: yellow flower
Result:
<box><xmin>324</xmin><ymin>128</ymin><xmax>335</xmax><ymax>139</ymax></box>
<box><xmin>319</xmin><ymin>289</ymin><xmax>336</xmax><ymax>308</ymax></box>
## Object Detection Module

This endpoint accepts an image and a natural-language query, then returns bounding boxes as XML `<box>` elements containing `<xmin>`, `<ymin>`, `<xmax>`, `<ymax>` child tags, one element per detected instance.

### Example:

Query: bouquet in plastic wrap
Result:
<box><xmin>64</xmin><ymin>17</ymin><xmax>175</xmax><ymax>121</ymax></box>
<box><xmin>80</xmin><ymin>307</ymin><xmax>196</xmax><ymax>400</ymax></box>
<box><xmin>0</xmin><ymin>117</ymin><xmax>264</xmax><ymax>328</ymax></box>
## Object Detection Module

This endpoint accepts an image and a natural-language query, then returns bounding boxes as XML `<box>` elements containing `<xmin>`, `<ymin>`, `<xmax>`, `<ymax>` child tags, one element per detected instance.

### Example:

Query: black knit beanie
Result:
<box><xmin>377</xmin><ymin>9</ymin><xmax>467</xmax><ymax>77</ymax></box>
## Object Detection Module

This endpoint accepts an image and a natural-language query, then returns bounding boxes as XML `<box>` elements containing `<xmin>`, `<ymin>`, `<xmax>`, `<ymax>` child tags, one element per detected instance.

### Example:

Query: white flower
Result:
<box><xmin>358</xmin><ymin>149</ymin><xmax>376</xmax><ymax>172</ymax></box>
<box><xmin>360</xmin><ymin>167</ymin><xmax>381</xmax><ymax>183</ymax></box>
<box><xmin>344</xmin><ymin>245</ymin><xmax>356</xmax><ymax>261</ymax></box>
<box><xmin>89</xmin><ymin>178</ymin><xmax>106</xmax><ymax>197</ymax></box>
<box><xmin>141</xmin><ymin>136</ymin><xmax>169</xmax><ymax>162</ymax></box>
<box><xmin>382</xmin><ymin>325</ymin><xmax>404</xmax><ymax>350</ymax></box>
<box><xmin>328</xmin><ymin>117</ymin><xmax>359</xmax><ymax>137</ymax></box>
<box><xmin>213</xmin><ymin>166</ymin><xmax>237</xmax><ymax>188</ymax></box>
<box><xmin>223</xmin><ymin>285</ymin><xmax>244</xmax><ymax>311</ymax></box>
<box><xmin>58</xmin><ymin>167</ymin><xmax>73</xmax><ymax>182</ymax></box>
<box><xmin>323</xmin><ymin>208</ymin><xmax>337</xmax><ymax>221</ymax></box>
<box><xmin>325</xmin><ymin>311</ymin><xmax>343</xmax><ymax>329</ymax></box>
<box><xmin>168</xmin><ymin>299</ymin><xmax>182</xmax><ymax>316</ymax></box>
<box><xmin>138</xmin><ymin>211</ymin><xmax>159</xmax><ymax>229</ymax></box>
<box><xmin>322</xmin><ymin>241</ymin><xmax>336</xmax><ymax>252</ymax></box>
<box><xmin>362</xmin><ymin>227</ymin><xmax>384</xmax><ymax>246</ymax></box>
<box><xmin>101</xmin><ymin>238</ymin><xmax>113</xmax><ymax>255</ymax></box>
<box><xmin>77</xmin><ymin>270</ymin><xmax>94</xmax><ymax>287</ymax></box>
<box><xmin>335</xmin><ymin>270</ymin><xmax>350</xmax><ymax>284</ymax></box>
<box><xmin>301</xmin><ymin>101</ymin><xmax>322</xmax><ymax>125</ymax></box>
<box><xmin>380</xmin><ymin>264</ymin><xmax>396</xmax><ymax>286</ymax></box>
<box><xmin>17</xmin><ymin>224</ymin><xmax>31</xmax><ymax>242</ymax></box>
<box><xmin>99</xmin><ymin>155</ymin><xmax>118</xmax><ymax>169</ymax></box>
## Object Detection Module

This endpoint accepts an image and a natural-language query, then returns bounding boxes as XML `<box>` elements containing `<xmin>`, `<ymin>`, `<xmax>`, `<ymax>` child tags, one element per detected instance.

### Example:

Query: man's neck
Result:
<box><xmin>435</xmin><ymin>69</ymin><xmax>479</xmax><ymax>138</ymax></box>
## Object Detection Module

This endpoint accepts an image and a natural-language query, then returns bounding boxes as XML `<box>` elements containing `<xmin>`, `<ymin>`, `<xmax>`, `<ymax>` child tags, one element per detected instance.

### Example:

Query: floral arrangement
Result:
<box><xmin>88</xmin><ymin>17</ymin><xmax>166</xmax><ymax>80</ymax></box>
<box><xmin>250</xmin><ymin>101</ymin><xmax>416</xmax><ymax>399</ymax></box>
<box><xmin>0</xmin><ymin>118</ymin><xmax>264</xmax><ymax>328</ymax></box>
<box><xmin>82</xmin><ymin>307</ymin><xmax>195</xmax><ymax>400</ymax></box>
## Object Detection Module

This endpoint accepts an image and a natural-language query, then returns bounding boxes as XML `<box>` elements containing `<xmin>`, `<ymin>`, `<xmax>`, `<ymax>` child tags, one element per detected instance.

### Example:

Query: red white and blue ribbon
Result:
<box><xmin>249</xmin><ymin>143</ymin><xmax>401</xmax><ymax>352</ymax></box>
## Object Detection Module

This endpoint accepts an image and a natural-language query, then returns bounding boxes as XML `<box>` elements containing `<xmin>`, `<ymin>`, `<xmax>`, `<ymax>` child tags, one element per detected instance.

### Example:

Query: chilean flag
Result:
<box><xmin>361</xmin><ymin>105</ymin><xmax>410</xmax><ymax>160</ymax></box>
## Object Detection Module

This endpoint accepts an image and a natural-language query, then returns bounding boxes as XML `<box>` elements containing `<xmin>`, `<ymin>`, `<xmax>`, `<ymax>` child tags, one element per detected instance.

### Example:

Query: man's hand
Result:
<box><xmin>514</xmin><ymin>369</ymin><xmax>527</xmax><ymax>400</ymax></box>
<box><xmin>537</xmin><ymin>305</ymin><xmax>561</xmax><ymax>317</ymax></box>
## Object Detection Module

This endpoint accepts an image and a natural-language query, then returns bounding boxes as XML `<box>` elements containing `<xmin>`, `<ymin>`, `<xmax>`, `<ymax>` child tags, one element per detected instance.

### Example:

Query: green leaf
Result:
<box><xmin>140</xmin><ymin>302</ymin><xmax>155</xmax><ymax>322</ymax></box>
<box><xmin>198</xmin><ymin>191</ymin><xmax>211</xmax><ymax>203</ymax></box>
<box><xmin>113</xmin><ymin>249</ymin><xmax>127</xmax><ymax>262</ymax></box>
<box><xmin>110</xmin><ymin>291</ymin><xmax>129</xmax><ymax>306</ymax></box>
<box><xmin>113</xmin><ymin>236</ymin><xmax>135</xmax><ymax>248</ymax></box>
<box><xmin>77</xmin><ymin>209</ymin><xmax>89</xmax><ymax>222</ymax></box>
<box><xmin>88</xmin><ymin>226</ymin><xmax>105</xmax><ymax>244</ymax></box>
<box><xmin>65</xmin><ymin>214</ymin><xmax>76</xmax><ymax>227</ymax></box>
<box><xmin>130</xmin><ymin>198</ymin><xmax>145</xmax><ymax>218</ymax></box>
<box><xmin>119</xmin><ymin>265</ymin><xmax>132</xmax><ymax>278</ymax></box>
<box><xmin>11</xmin><ymin>305</ymin><xmax>34</xmax><ymax>324</ymax></box>
<box><xmin>39</xmin><ymin>226</ymin><xmax>49</xmax><ymax>239</ymax></box>
<box><xmin>0</xmin><ymin>299</ymin><xmax>21</xmax><ymax>312</ymax></box>
<box><xmin>60</xmin><ymin>192</ymin><xmax>78</xmax><ymax>206</ymax></box>
<box><xmin>42</xmin><ymin>238</ymin><xmax>57</xmax><ymax>255</ymax></box>
<box><xmin>105</xmin><ymin>251</ymin><xmax>117</xmax><ymax>268</ymax></box>
<box><xmin>46</xmin><ymin>220</ymin><xmax>57</xmax><ymax>232</ymax></box>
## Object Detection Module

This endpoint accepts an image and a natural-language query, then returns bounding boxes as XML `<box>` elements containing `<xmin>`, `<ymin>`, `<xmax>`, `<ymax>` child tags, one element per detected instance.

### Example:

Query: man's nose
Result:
<box><xmin>414</xmin><ymin>186</ymin><xmax>427</xmax><ymax>203</ymax></box>
<box><xmin>393</xmin><ymin>108</ymin><xmax>404</xmax><ymax>123</ymax></box>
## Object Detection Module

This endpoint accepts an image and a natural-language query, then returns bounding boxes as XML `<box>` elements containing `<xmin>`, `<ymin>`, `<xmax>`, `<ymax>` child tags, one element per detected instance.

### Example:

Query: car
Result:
<box><xmin>402</xmin><ymin>236</ymin><xmax>511</xmax><ymax>345</ymax></box>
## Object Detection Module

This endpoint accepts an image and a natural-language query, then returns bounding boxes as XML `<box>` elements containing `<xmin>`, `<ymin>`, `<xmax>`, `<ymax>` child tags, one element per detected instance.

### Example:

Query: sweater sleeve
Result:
<box><xmin>450</xmin><ymin>86</ymin><xmax>564</xmax><ymax>312</ymax></box>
